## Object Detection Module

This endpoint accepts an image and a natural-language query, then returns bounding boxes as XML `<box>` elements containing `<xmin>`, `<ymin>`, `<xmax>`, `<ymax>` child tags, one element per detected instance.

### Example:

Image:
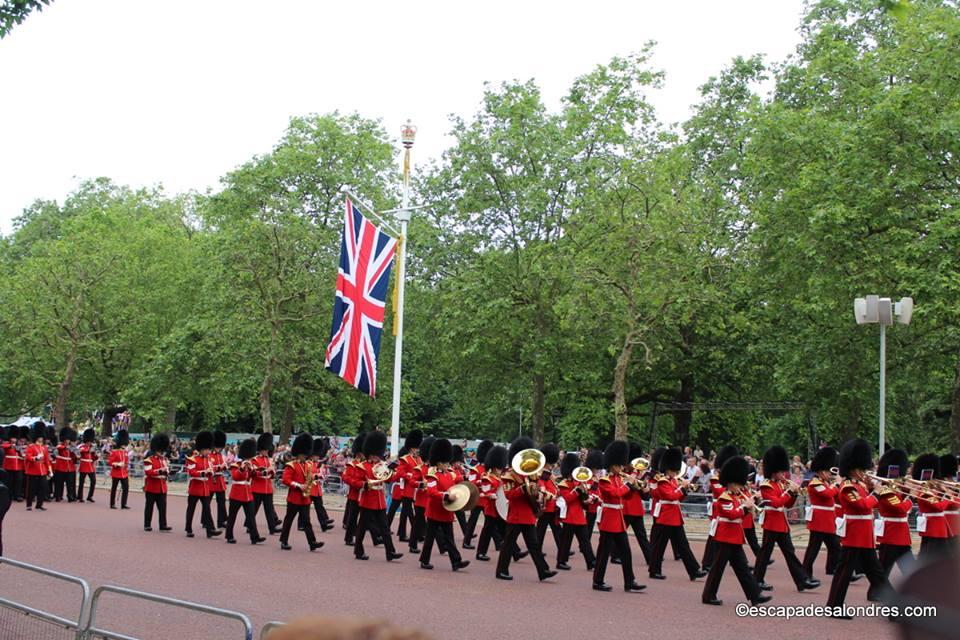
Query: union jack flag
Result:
<box><xmin>324</xmin><ymin>198</ymin><xmax>398</xmax><ymax>396</ymax></box>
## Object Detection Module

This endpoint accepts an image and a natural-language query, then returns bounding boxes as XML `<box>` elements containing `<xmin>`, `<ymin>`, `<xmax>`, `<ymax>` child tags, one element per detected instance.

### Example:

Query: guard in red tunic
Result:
<box><xmin>495</xmin><ymin>436</ymin><xmax>556</xmax><ymax>582</ymax></box>
<box><xmin>108</xmin><ymin>430</ymin><xmax>131</xmax><ymax>510</ymax></box>
<box><xmin>305</xmin><ymin>438</ymin><xmax>334</xmax><ymax>532</ymax></box>
<box><xmin>701</xmin><ymin>455</ymin><xmax>771</xmax><ymax>606</ymax></box>
<box><xmin>556</xmin><ymin>452</ymin><xmax>596</xmax><ymax>571</ymax></box>
<box><xmin>386</xmin><ymin>445</ymin><xmax>408</xmax><ymax>532</ymax></box>
<box><xmin>77</xmin><ymin>428</ymin><xmax>98</xmax><ymax>502</ymax></box>
<box><xmin>143</xmin><ymin>433</ymin><xmax>172</xmax><ymax>532</ymax></box>
<box><xmin>462</xmin><ymin>439</ymin><xmax>493</xmax><ymax>549</ymax></box>
<box><xmin>419</xmin><ymin>438</ymin><xmax>468</xmax><ymax>571</ymax></box>
<box><xmin>939</xmin><ymin>454</ymin><xmax>959</xmax><ymax>542</ymax></box>
<box><xmin>250</xmin><ymin>432</ymin><xmax>281</xmax><ymax>535</ymax></box>
<box><xmin>408</xmin><ymin>435</ymin><xmax>435</xmax><ymax>553</ymax></box>
<box><xmin>225</xmin><ymin>438</ymin><xmax>264</xmax><ymax>545</ymax></box>
<box><xmin>913</xmin><ymin>453</ymin><xmax>953</xmax><ymax>561</ymax></box>
<box><xmin>2</xmin><ymin>426</ymin><xmax>24</xmax><ymax>503</ymax></box>
<box><xmin>618</xmin><ymin>442</ymin><xmax>651</xmax><ymax>566</ymax></box>
<box><xmin>475</xmin><ymin>445</ymin><xmax>510</xmax><ymax>561</ymax></box>
<box><xmin>535</xmin><ymin>443</ymin><xmax>562</xmax><ymax>551</ymax></box>
<box><xmin>826</xmin><ymin>438</ymin><xmax>891</xmax><ymax>614</ymax></box>
<box><xmin>592</xmin><ymin>440</ymin><xmax>645</xmax><ymax>593</ymax></box>
<box><xmin>752</xmin><ymin>445</ymin><xmax>818</xmax><ymax>592</ymax></box>
<box><xmin>342</xmin><ymin>433</ymin><xmax>367</xmax><ymax>546</ymax></box>
<box><xmin>53</xmin><ymin>427</ymin><xmax>77</xmax><ymax>502</ymax></box>
<box><xmin>210</xmin><ymin>430</ymin><xmax>229</xmax><ymax>529</ymax></box>
<box><xmin>184</xmin><ymin>430</ymin><xmax>222</xmax><ymax>538</ymax></box>
<box><xmin>391</xmin><ymin>430</ymin><xmax>423</xmax><ymax>543</ymax></box>
<box><xmin>354</xmin><ymin>431</ymin><xmax>402</xmax><ymax>562</ymax></box>
<box><xmin>801</xmin><ymin>447</ymin><xmax>841</xmax><ymax>580</ymax></box>
<box><xmin>584</xmin><ymin>449</ymin><xmax>603</xmax><ymax>540</ymax></box>
<box><xmin>24</xmin><ymin>421</ymin><xmax>52</xmax><ymax>511</ymax></box>
<box><xmin>701</xmin><ymin>445</ymin><xmax>739</xmax><ymax>571</ymax></box>
<box><xmin>647</xmin><ymin>447</ymin><xmax>707</xmax><ymax>581</ymax></box>
<box><xmin>874</xmin><ymin>448</ymin><xmax>913</xmax><ymax>577</ymax></box>
<box><xmin>279</xmin><ymin>433</ymin><xmax>323</xmax><ymax>552</ymax></box>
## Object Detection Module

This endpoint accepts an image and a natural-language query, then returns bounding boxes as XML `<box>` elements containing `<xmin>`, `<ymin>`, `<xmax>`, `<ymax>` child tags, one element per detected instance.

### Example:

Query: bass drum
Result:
<box><xmin>495</xmin><ymin>485</ymin><xmax>510</xmax><ymax>520</ymax></box>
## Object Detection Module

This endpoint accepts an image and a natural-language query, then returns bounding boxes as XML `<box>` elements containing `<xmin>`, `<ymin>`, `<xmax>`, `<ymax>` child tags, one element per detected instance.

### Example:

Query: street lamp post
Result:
<box><xmin>853</xmin><ymin>295</ymin><xmax>914</xmax><ymax>456</ymax></box>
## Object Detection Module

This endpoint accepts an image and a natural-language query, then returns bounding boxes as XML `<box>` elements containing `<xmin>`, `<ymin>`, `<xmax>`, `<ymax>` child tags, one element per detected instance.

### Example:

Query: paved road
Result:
<box><xmin>2</xmin><ymin>492</ymin><xmax>900</xmax><ymax>640</ymax></box>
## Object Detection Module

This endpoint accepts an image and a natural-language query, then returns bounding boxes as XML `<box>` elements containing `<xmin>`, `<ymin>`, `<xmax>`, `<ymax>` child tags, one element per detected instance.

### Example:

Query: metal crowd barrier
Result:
<box><xmin>0</xmin><ymin>556</ymin><xmax>90</xmax><ymax>640</ymax></box>
<box><xmin>82</xmin><ymin>584</ymin><xmax>254</xmax><ymax>640</ymax></box>
<box><xmin>259</xmin><ymin>621</ymin><xmax>286</xmax><ymax>640</ymax></box>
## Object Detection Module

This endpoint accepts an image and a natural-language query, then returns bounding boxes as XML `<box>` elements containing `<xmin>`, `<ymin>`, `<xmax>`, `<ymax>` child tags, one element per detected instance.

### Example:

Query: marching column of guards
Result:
<box><xmin>4</xmin><ymin>419</ymin><xmax>960</xmax><ymax>615</ymax></box>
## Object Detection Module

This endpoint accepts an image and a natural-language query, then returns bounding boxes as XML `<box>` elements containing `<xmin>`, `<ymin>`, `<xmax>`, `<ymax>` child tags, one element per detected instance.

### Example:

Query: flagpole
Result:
<box><xmin>390</xmin><ymin>120</ymin><xmax>416</xmax><ymax>459</ymax></box>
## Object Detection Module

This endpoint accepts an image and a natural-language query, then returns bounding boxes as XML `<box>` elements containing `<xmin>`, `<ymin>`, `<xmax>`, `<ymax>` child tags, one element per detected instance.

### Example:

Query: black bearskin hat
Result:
<box><xmin>660</xmin><ymin>447</ymin><xmax>683</xmax><ymax>473</ymax></box>
<box><xmin>213</xmin><ymin>429</ymin><xmax>227</xmax><ymax>449</ymax></box>
<box><xmin>810</xmin><ymin>447</ymin><xmax>839</xmax><ymax>473</ymax></box>
<box><xmin>714</xmin><ymin>445</ymin><xmax>739</xmax><ymax>472</ymax></box>
<box><xmin>30</xmin><ymin>421</ymin><xmax>46</xmax><ymax>442</ymax></box>
<box><xmin>560</xmin><ymin>452</ymin><xmax>580</xmax><ymax>479</ymax></box>
<box><xmin>475</xmin><ymin>440</ymin><xmax>494</xmax><ymax>467</ymax></box>
<box><xmin>45</xmin><ymin>426</ymin><xmax>58</xmax><ymax>446</ymax></box>
<box><xmin>628</xmin><ymin>442</ymin><xmax>644</xmax><ymax>462</ymax></box>
<box><xmin>650</xmin><ymin>447</ymin><xmax>666</xmax><ymax>473</ymax></box>
<box><xmin>603</xmin><ymin>440</ymin><xmax>629</xmax><ymax>469</ymax></box>
<box><xmin>720</xmin><ymin>456</ymin><xmax>750</xmax><ymax>487</ymax></box>
<box><xmin>485</xmin><ymin>445</ymin><xmax>509</xmax><ymax>470</ymax></box>
<box><xmin>398</xmin><ymin>446</ymin><xmax>409</xmax><ymax>458</ymax></box>
<box><xmin>194</xmin><ymin>430</ymin><xmax>213</xmax><ymax>451</ymax></box>
<box><xmin>82</xmin><ymin>428</ymin><xmax>96</xmax><ymax>444</ymax></box>
<box><xmin>837</xmin><ymin>438</ymin><xmax>873</xmax><ymax>478</ymax></box>
<box><xmin>420</xmin><ymin>436</ymin><xmax>436</xmax><ymax>462</ymax></box>
<box><xmin>541</xmin><ymin>443</ymin><xmax>560</xmax><ymax>465</ymax></box>
<box><xmin>429</xmin><ymin>438</ymin><xmax>453</xmax><ymax>465</ymax></box>
<box><xmin>3</xmin><ymin>425</ymin><xmax>14</xmax><ymax>441</ymax></box>
<box><xmin>363</xmin><ymin>431</ymin><xmax>387</xmax><ymax>458</ymax></box>
<box><xmin>939</xmin><ymin>454</ymin><xmax>958</xmax><ymax>480</ymax></box>
<box><xmin>291</xmin><ymin>433</ymin><xmax>313</xmax><ymax>457</ymax></box>
<box><xmin>585</xmin><ymin>449</ymin><xmax>603</xmax><ymax>470</ymax></box>
<box><xmin>312</xmin><ymin>437</ymin><xmax>330</xmax><ymax>459</ymax></box>
<box><xmin>257</xmin><ymin>432</ymin><xmax>274</xmax><ymax>453</ymax></box>
<box><xmin>20</xmin><ymin>425</ymin><xmax>32</xmax><ymax>440</ymax></box>
<box><xmin>877</xmin><ymin>449</ymin><xmax>909</xmax><ymax>479</ymax></box>
<box><xmin>912</xmin><ymin>453</ymin><xmax>940</xmax><ymax>481</ymax></box>
<box><xmin>59</xmin><ymin>427</ymin><xmax>77</xmax><ymax>443</ymax></box>
<box><xmin>114</xmin><ymin>430</ymin><xmax>130</xmax><ymax>447</ymax></box>
<box><xmin>150</xmin><ymin>432</ymin><xmax>170</xmax><ymax>454</ymax></box>
<box><xmin>352</xmin><ymin>432</ymin><xmax>367</xmax><ymax>456</ymax></box>
<box><xmin>507</xmin><ymin>436</ymin><xmax>535</xmax><ymax>464</ymax></box>
<box><xmin>761</xmin><ymin>445</ymin><xmax>789</xmax><ymax>476</ymax></box>
<box><xmin>403</xmin><ymin>429</ymin><xmax>423</xmax><ymax>450</ymax></box>
<box><xmin>238</xmin><ymin>438</ymin><xmax>257</xmax><ymax>460</ymax></box>
<box><xmin>452</xmin><ymin>444</ymin><xmax>464</xmax><ymax>464</ymax></box>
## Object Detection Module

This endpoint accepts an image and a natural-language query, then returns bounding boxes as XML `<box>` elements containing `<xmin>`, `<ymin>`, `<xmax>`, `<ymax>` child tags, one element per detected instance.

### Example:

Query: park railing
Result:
<box><xmin>0</xmin><ymin>556</ymin><xmax>91</xmax><ymax>640</ymax></box>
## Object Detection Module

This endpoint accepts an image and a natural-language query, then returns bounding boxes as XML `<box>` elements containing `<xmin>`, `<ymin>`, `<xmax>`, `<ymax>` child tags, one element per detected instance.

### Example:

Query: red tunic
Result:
<box><xmin>344</xmin><ymin>461</ymin><xmax>366</xmax><ymax>502</ymax></box>
<box><xmin>228</xmin><ymin>462</ymin><xmax>255</xmax><ymax>502</ymax></box>
<box><xmin>597</xmin><ymin>474</ymin><xmax>629</xmax><ymax>533</ymax></box>
<box><xmin>713</xmin><ymin>491</ymin><xmax>746</xmax><ymax>545</ymax></box>
<box><xmin>250</xmin><ymin>454</ymin><xmax>275</xmax><ymax>494</ymax></box>
<box><xmin>2</xmin><ymin>441</ymin><xmax>24</xmax><ymax>472</ymax></box>
<box><xmin>944</xmin><ymin>502</ymin><xmax>960</xmax><ymax>538</ymax></box>
<box><xmin>25</xmin><ymin>443</ymin><xmax>51</xmax><ymax>476</ymax></box>
<box><xmin>209</xmin><ymin>451</ymin><xmax>227</xmax><ymax>493</ymax></box>
<box><xmin>622</xmin><ymin>472</ymin><xmax>646</xmax><ymax>517</ymax></box>
<box><xmin>587</xmin><ymin>480</ymin><xmax>600</xmax><ymax>515</ymax></box>
<box><xmin>916</xmin><ymin>493</ymin><xmax>952</xmax><ymax>539</ymax></box>
<box><xmin>539</xmin><ymin>474</ymin><xmax>558</xmax><ymax>514</ymax></box>
<box><xmin>53</xmin><ymin>443</ymin><xmax>75</xmax><ymax>473</ymax></box>
<box><xmin>358</xmin><ymin>461</ymin><xmax>393</xmax><ymax>510</ymax></box>
<box><xmin>875</xmin><ymin>490</ymin><xmax>912</xmax><ymax>546</ymax></box>
<box><xmin>282</xmin><ymin>460</ymin><xmax>315</xmax><ymax>506</ymax></box>
<box><xmin>759</xmin><ymin>480</ymin><xmax>796</xmax><ymax>533</ymax></box>
<box><xmin>837</xmin><ymin>480</ymin><xmax>877</xmax><ymax>548</ymax></box>
<box><xmin>398</xmin><ymin>453</ymin><xmax>420</xmax><ymax>499</ymax></box>
<box><xmin>425</xmin><ymin>467</ymin><xmax>457</xmax><ymax>523</ymax></box>
<box><xmin>503</xmin><ymin>471</ymin><xmax>538</xmax><ymax>525</ymax></box>
<box><xmin>805</xmin><ymin>478</ymin><xmax>838</xmax><ymax>534</ymax></box>
<box><xmin>186</xmin><ymin>453</ymin><xmax>213</xmax><ymax>497</ymax></box>
<box><xmin>480</xmin><ymin>473</ymin><xmax>501</xmax><ymax>519</ymax></box>
<box><xmin>142</xmin><ymin>454</ymin><xmax>169</xmax><ymax>494</ymax></box>
<box><xmin>413</xmin><ymin>463</ymin><xmax>432</xmax><ymax>509</ymax></box>
<box><xmin>108</xmin><ymin>448</ymin><xmax>129</xmax><ymax>479</ymax></box>
<box><xmin>557</xmin><ymin>480</ymin><xmax>587</xmax><ymax>526</ymax></box>
<box><xmin>653</xmin><ymin>476</ymin><xmax>685</xmax><ymax>527</ymax></box>
<box><xmin>78</xmin><ymin>443</ymin><xmax>97</xmax><ymax>474</ymax></box>
<box><xmin>309</xmin><ymin>461</ymin><xmax>324</xmax><ymax>498</ymax></box>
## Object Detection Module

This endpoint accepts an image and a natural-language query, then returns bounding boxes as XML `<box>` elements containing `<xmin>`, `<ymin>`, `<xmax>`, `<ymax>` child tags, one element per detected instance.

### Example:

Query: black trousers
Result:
<box><xmin>456</xmin><ymin>509</ymin><xmax>470</xmax><ymax>539</ymax></box>
<box><xmin>212</xmin><ymin>490</ymin><xmax>227</xmax><ymax>528</ymax></box>
<box><xmin>409</xmin><ymin>505</ymin><xmax>427</xmax><ymax>550</ymax></box>
<box><xmin>625</xmin><ymin>515</ymin><xmax>651</xmax><ymax>564</ymax></box>
<box><xmin>25</xmin><ymin>475</ymin><xmax>47</xmax><ymax>508</ymax></box>
<box><xmin>387</xmin><ymin>495</ymin><xmax>402</xmax><ymax>524</ymax></box>
<box><xmin>344</xmin><ymin>499</ymin><xmax>361</xmax><ymax>543</ymax></box>
<box><xmin>477</xmin><ymin>515</ymin><xmax>503</xmax><ymax>555</ymax></box>
<box><xmin>226</xmin><ymin>499</ymin><xmax>260</xmax><ymax>542</ymax></box>
<box><xmin>301</xmin><ymin>496</ymin><xmax>332</xmax><ymax>530</ymax></box>
<box><xmin>753</xmin><ymin>529</ymin><xmax>810</xmax><ymax>587</ymax></box>
<box><xmin>918</xmin><ymin>536</ymin><xmax>952</xmax><ymax>562</ymax></box>
<box><xmin>355</xmin><ymin>507</ymin><xmax>396</xmax><ymax>558</ymax></box>
<box><xmin>827</xmin><ymin>546</ymin><xmax>890</xmax><ymax>606</ymax></box>
<box><xmin>394</xmin><ymin>497</ymin><xmax>414</xmax><ymax>540</ymax></box>
<box><xmin>144</xmin><ymin>492</ymin><xmax>167</xmax><ymax>528</ymax></box>
<box><xmin>649</xmin><ymin>524</ymin><xmax>701</xmax><ymax>578</ymax></box>
<box><xmin>496</xmin><ymin>523</ymin><xmax>550</xmax><ymax>578</ymax></box>
<box><xmin>586</xmin><ymin>511</ymin><xmax>597</xmax><ymax>535</ymax></box>
<box><xmin>110</xmin><ymin>477</ymin><xmax>129</xmax><ymax>508</ymax></box>
<box><xmin>252</xmin><ymin>493</ymin><xmax>281</xmax><ymax>533</ymax></box>
<box><xmin>280</xmin><ymin>503</ymin><xmax>316</xmax><ymax>546</ymax></box>
<box><xmin>744</xmin><ymin>526</ymin><xmax>761</xmax><ymax>557</ymax></box>
<box><xmin>557</xmin><ymin>523</ymin><xmax>596</xmax><ymax>568</ymax></box>
<box><xmin>185</xmin><ymin>494</ymin><xmax>215</xmax><ymax>533</ymax></box>
<box><xmin>536</xmin><ymin>512</ymin><xmax>562</xmax><ymax>551</ymax></box>
<box><xmin>464</xmin><ymin>506</ymin><xmax>483</xmax><ymax>542</ymax></box>
<box><xmin>421</xmin><ymin>520</ymin><xmax>461</xmax><ymax>568</ymax></box>
<box><xmin>878</xmin><ymin>543</ymin><xmax>913</xmax><ymax>578</ymax></box>
<box><xmin>701</xmin><ymin>536</ymin><xmax>717</xmax><ymax>569</ymax></box>
<box><xmin>77</xmin><ymin>472</ymin><xmax>96</xmax><ymax>500</ymax></box>
<box><xmin>594</xmin><ymin>531</ymin><xmax>635</xmax><ymax>586</ymax></box>
<box><xmin>7</xmin><ymin>470</ymin><xmax>23</xmax><ymax>500</ymax></box>
<box><xmin>702</xmin><ymin>542</ymin><xmax>761</xmax><ymax>602</ymax></box>
<box><xmin>53</xmin><ymin>471</ymin><xmax>76</xmax><ymax>501</ymax></box>
<box><xmin>802</xmin><ymin>530</ymin><xmax>840</xmax><ymax>578</ymax></box>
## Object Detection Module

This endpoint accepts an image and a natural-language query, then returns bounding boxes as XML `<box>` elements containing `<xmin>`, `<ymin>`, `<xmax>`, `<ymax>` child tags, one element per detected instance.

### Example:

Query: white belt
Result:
<box><xmin>809</xmin><ymin>505</ymin><xmax>834</xmax><ymax>511</ymax></box>
<box><xmin>188</xmin><ymin>477</ymin><xmax>209</xmax><ymax>483</ymax></box>
<box><xmin>844</xmin><ymin>515</ymin><xmax>873</xmax><ymax>520</ymax></box>
<box><xmin>922</xmin><ymin>512</ymin><xmax>945</xmax><ymax>518</ymax></box>
<box><xmin>232</xmin><ymin>481</ymin><xmax>250</xmax><ymax>486</ymax></box>
<box><xmin>883</xmin><ymin>517</ymin><xmax>908</xmax><ymax>523</ymax></box>
<box><xmin>764</xmin><ymin>506</ymin><xmax>785</xmax><ymax>512</ymax></box>
<box><xmin>717</xmin><ymin>517</ymin><xmax>742</xmax><ymax>524</ymax></box>
<box><xmin>658</xmin><ymin>500</ymin><xmax>680</xmax><ymax>505</ymax></box>
<box><xmin>601</xmin><ymin>503</ymin><xmax>622</xmax><ymax>510</ymax></box>
<box><xmin>56</xmin><ymin>455</ymin><xmax>72</xmax><ymax>461</ymax></box>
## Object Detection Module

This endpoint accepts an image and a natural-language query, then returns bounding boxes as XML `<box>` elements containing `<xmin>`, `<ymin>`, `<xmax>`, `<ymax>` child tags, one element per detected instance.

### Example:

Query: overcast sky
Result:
<box><xmin>0</xmin><ymin>0</ymin><xmax>807</xmax><ymax>234</ymax></box>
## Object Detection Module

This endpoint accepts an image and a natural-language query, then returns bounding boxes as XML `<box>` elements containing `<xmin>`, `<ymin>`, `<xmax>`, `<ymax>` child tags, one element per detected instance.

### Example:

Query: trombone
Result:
<box><xmin>864</xmin><ymin>472</ymin><xmax>959</xmax><ymax>502</ymax></box>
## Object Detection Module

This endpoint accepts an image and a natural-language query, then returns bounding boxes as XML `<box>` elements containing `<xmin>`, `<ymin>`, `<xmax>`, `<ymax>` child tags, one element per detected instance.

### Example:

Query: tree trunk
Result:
<box><xmin>532</xmin><ymin>374</ymin><xmax>545</xmax><ymax>445</ymax></box>
<box><xmin>260</xmin><ymin>367</ymin><xmax>274</xmax><ymax>434</ymax></box>
<box><xmin>54</xmin><ymin>343</ymin><xmax>78</xmax><ymax>430</ymax></box>
<box><xmin>164</xmin><ymin>402</ymin><xmax>177</xmax><ymax>429</ymax></box>
<box><xmin>613</xmin><ymin>332</ymin><xmax>635</xmax><ymax>441</ymax></box>
<box><xmin>673</xmin><ymin>374</ymin><xmax>693</xmax><ymax>446</ymax></box>
<box><xmin>950</xmin><ymin>347</ymin><xmax>960</xmax><ymax>451</ymax></box>
<box><xmin>101</xmin><ymin>406</ymin><xmax>125</xmax><ymax>439</ymax></box>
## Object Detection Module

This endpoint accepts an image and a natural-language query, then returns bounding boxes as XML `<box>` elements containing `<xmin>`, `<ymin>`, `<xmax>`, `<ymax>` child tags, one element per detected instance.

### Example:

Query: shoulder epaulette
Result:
<box><xmin>719</xmin><ymin>491</ymin><xmax>732</xmax><ymax>501</ymax></box>
<box><xmin>557</xmin><ymin>479</ymin><xmax>570</xmax><ymax>488</ymax></box>
<box><xmin>285</xmin><ymin>460</ymin><xmax>298</xmax><ymax>467</ymax></box>
<box><xmin>598</xmin><ymin>476</ymin><xmax>612</xmax><ymax>484</ymax></box>
<box><xmin>186</xmin><ymin>455</ymin><xmax>197</xmax><ymax>462</ymax></box>
<box><xmin>760</xmin><ymin>480</ymin><xmax>774</xmax><ymax>488</ymax></box>
<box><xmin>809</xmin><ymin>478</ymin><xmax>823</xmax><ymax>486</ymax></box>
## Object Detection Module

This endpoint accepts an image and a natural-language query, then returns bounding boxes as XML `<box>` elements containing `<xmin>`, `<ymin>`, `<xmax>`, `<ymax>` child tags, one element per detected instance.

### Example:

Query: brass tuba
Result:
<box><xmin>572</xmin><ymin>466</ymin><xmax>594</xmax><ymax>483</ymax></box>
<box><xmin>511</xmin><ymin>448</ymin><xmax>546</xmax><ymax>515</ymax></box>
<box><xmin>630</xmin><ymin>457</ymin><xmax>649</xmax><ymax>473</ymax></box>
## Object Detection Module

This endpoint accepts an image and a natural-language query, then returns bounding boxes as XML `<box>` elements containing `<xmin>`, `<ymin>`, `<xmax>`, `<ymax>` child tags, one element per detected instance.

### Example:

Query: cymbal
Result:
<box><xmin>443</xmin><ymin>482</ymin><xmax>478</xmax><ymax>512</ymax></box>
